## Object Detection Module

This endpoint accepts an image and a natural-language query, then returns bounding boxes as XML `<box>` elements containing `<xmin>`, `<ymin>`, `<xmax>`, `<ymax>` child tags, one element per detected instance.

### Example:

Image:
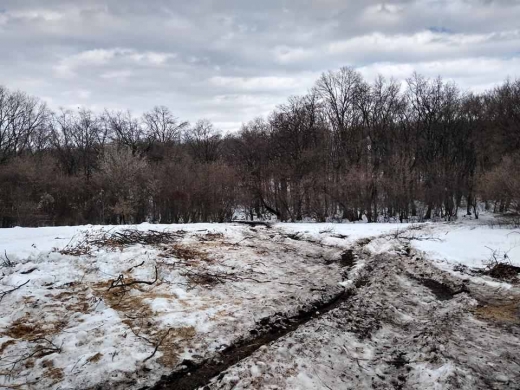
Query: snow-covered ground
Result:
<box><xmin>0</xmin><ymin>222</ymin><xmax>389</xmax><ymax>389</ymax></box>
<box><xmin>1</xmin><ymin>218</ymin><xmax>519</xmax><ymax>389</ymax></box>
<box><xmin>203</xmin><ymin>236</ymin><xmax>520</xmax><ymax>390</ymax></box>
<box><xmin>412</xmin><ymin>222</ymin><xmax>520</xmax><ymax>269</ymax></box>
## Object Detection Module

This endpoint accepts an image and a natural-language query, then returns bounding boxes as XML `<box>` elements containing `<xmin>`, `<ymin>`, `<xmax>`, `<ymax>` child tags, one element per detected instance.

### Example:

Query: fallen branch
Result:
<box><xmin>0</xmin><ymin>280</ymin><xmax>30</xmax><ymax>303</ymax></box>
<box><xmin>1</xmin><ymin>251</ymin><xmax>15</xmax><ymax>268</ymax></box>
<box><xmin>387</xmin><ymin>225</ymin><xmax>440</xmax><ymax>243</ymax></box>
<box><xmin>108</xmin><ymin>266</ymin><xmax>158</xmax><ymax>291</ymax></box>
<box><xmin>181</xmin><ymin>268</ymin><xmax>271</xmax><ymax>287</ymax></box>
<box><xmin>232</xmin><ymin>220</ymin><xmax>273</xmax><ymax>228</ymax></box>
<box><xmin>126</xmin><ymin>260</ymin><xmax>145</xmax><ymax>273</ymax></box>
<box><xmin>143</xmin><ymin>329</ymin><xmax>172</xmax><ymax>362</ymax></box>
<box><xmin>20</xmin><ymin>267</ymin><xmax>38</xmax><ymax>275</ymax></box>
<box><xmin>0</xmin><ymin>337</ymin><xmax>62</xmax><ymax>371</ymax></box>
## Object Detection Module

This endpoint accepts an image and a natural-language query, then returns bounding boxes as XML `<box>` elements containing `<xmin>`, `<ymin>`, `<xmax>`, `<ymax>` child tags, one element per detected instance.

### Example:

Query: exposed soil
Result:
<box><xmin>145</xmin><ymin>279</ymin><xmax>361</xmax><ymax>390</ymax></box>
<box><xmin>412</xmin><ymin>277</ymin><xmax>455</xmax><ymax>301</ymax></box>
<box><xmin>193</xmin><ymin>247</ymin><xmax>520</xmax><ymax>390</ymax></box>
<box><xmin>339</xmin><ymin>249</ymin><xmax>356</xmax><ymax>268</ymax></box>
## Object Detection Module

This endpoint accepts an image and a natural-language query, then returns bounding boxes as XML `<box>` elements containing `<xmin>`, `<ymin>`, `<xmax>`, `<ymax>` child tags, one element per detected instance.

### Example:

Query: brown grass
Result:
<box><xmin>92</xmin><ymin>276</ymin><xmax>198</xmax><ymax>367</ymax></box>
<box><xmin>41</xmin><ymin>359</ymin><xmax>64</xmax><ymax>383</ymax></box>
<box><xmin>156</xmin><ymin>326</ymin><xmax>196</xmax><ymax>367</ymax></box>
<box><xmin>202</xmin><ymin>232</ymin><xmax>224</xmax><ymax>241</ymax></box>
<box><xmin>2</xmin><ymin>283</ymin><xmax>93</xmax><ymax>343</ymax></box>
<box><xmin>3</xmin><ymin>317</ymin><xmax>50</xmax><ymax>340</ymax></box>
<box><xmin>87</xmin><ymin>352</ymin><xmax>103</xmax><ymax>363</ymax></box>
<box><xmin>159</xmin><ymin>243</ymin><xmax>210</xmax><ymax>263</ymax></box>
<box><xmin>0</xmin><ymin>339</ymin><xmax>16</xmax><ymax>355</ymax></box>
<box><xmin>474</xmin><ymin>301</ymin><xmax>520</xmax><ymax>324</ymax></box>
<box><xmin>53</xmin><ymin>289</ymin><xmax>91</xmax><ymax>314</ymax></box>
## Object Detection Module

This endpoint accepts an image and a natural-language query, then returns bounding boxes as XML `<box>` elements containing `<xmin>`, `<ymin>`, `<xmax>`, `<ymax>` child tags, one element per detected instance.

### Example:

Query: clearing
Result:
<box><xmin>0</xmin><ymin>219</ymin><xmax>519</xmax><ymax>389</ymax></box>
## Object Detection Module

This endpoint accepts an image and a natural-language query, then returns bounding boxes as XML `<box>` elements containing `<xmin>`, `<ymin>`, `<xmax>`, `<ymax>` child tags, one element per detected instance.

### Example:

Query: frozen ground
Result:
<box><xmin>203</xmin><ymin>235</ymin><xmax>520</xmax><ymax>390</ymax></box>
<box><xmin>412</xmin><ymin>222</ymin><xmax>520</xmax><ymax>269</ymax></box>
<box><xmin>0</xmin><ymin>219</ymin><xmax>519</xmax><ymax>389</ymax></box>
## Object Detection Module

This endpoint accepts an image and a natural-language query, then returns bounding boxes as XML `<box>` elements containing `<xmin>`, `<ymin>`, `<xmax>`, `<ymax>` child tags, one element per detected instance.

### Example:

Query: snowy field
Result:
<box><xmin>413</xmin><ymin>222</ymin><xmax>520</xmax><ymax>269</ymax></box>
<box><xmin>0</xmin><ymin>219</ymin><xmax>519</xmax><ymax>389</ymax></box>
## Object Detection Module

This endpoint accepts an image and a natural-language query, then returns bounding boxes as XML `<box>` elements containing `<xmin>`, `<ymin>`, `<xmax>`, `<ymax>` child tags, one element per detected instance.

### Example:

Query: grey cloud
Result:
<box><xmin>1</xmin><ymin>0</ymin><xmax>519</xmax><ymax>131</ymax></box>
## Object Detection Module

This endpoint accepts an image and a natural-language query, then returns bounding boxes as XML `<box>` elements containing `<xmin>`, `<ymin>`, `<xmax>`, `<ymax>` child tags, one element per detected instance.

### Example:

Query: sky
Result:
<box><xmin>1</xmin><ymin>0</ymin><xmax>519</xmax><ymax>132</ymax></box>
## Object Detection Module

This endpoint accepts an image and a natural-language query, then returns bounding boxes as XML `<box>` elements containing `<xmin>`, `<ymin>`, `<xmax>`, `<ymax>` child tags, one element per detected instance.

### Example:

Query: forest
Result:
<box><xmin>0</xmin><ymin>67</ymin><xmax>519</xmax><ymax>227</ymax></box>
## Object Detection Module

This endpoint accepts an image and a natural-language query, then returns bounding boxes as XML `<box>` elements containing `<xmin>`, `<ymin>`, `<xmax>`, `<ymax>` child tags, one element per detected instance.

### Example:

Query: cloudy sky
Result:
<box><xmin>1</xmin><ymin>0</ymin><xmax>519</xmax><ymax>131</ymax></box>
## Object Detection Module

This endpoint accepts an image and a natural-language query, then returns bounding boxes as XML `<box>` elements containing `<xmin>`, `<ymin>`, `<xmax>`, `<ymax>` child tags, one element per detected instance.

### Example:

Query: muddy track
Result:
<box><xmin>144</xmin><ymin>262</ymin><xmax>366</xmax><ymax>390</ymax></box>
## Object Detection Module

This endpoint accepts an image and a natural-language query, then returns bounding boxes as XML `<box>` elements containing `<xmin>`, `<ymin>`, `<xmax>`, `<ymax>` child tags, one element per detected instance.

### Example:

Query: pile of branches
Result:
<box><xmin>388</xmin><ymin>224</ymin><xmax>441</xmax><ymax>242</ymax></box>
<box><xmin>181</xmin><ymin>267</ymin><xmax>269</xmax><ymax>289</ymax></box>
<box><xmin>485</xmin><ymin>263</ymin><xmax>520</xmax><ymax>281</ymax></box>
<box><xmin>58</xmin><ymin>229</ymin><xmax>185</xmax><ymax>256</ymax></box>
<box><xmin>483</xmin><ymin>246</ymin><xmax>520</xmax><ymax>281</ymax></box>
<box><xmin>181</xmin><ymin>268</ymin><xmax>239</xmax><ymax>287</ymax></box>
<box><xmin>90</xmin><ymin>229</ymin><xmax>185</xmax><ymax>248</ymax></box>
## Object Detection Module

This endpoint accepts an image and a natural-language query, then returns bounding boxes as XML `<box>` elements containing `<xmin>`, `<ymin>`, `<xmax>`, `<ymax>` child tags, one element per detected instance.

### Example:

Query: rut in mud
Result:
<box><xmin>4</xmin><ymin>223</ymin><xmax>519</xmax><ymax>390</ymax></box>
<box><xmin>145</xmin><ymin>290</ymin><xmax>351</xmax><ymax>390</ymax></box>
<box><xmin>145</xmin><ymin>247</ymin><xmax>366</xmax><ymax>390</ymax></box>
<box><xmin>196</xmin><ymin>247</ymin><xmax>520</xmax><ymax>390</ymax></box>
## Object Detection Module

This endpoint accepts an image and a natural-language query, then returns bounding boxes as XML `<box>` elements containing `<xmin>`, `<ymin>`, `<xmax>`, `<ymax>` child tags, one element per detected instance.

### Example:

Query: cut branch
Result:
<box><xmin>0</xmin><ymin>280</ymin><xmax>30</xmax><ymax>303</ymax></box>
<box><xmin>143</xmin><ymin>328</ymin><xmax>172</xmax><ymax>362</ymax></box>
<box><xmin>108</xmin><ymin>266</ymin><xmax>158</xmax><ymax>291</ymax></box>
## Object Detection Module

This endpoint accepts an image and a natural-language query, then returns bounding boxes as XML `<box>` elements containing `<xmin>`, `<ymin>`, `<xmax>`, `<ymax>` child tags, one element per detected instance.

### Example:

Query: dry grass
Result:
<box><xmin>158</xmin><ymin>243</ymin><xmax>210</xmax><ymax>264</ymax></box>
<box><xmin>156</xmin><ymin>326</ymin><xmax>197</xmax><ymax>367</ymax></box>
<box><xmin>474</xmin><ymin>301</ymin><xmax>520</xmax><ymax>324</ymax></box>
<box><xmin>92</xmin><ymin>274</ymin><xmax>198</xmax><ymax>368</ymax></box>
<box><xmin>41</xmin><ymin>359</ymin><xmax>64</xmax><ymax>383</ymax></box>
<box><xmin>87</xmin><ymin>352</ymin><xmax>103</xmax><ymax>363</ymax></box>
<box><xmin>200</xmin><ymin>232</ymin><xmax>224</xmax><ymax>241</ymax></box>
<box><xmin>2</xmin><ymin>284</ymin><xmax>93</xmax><ymax>343</ymax></box>
<box><xmin>0</xmin><ymin>340</ymin><xmax>16</xmax><ymax>355</ymax></box>
<box><xmin>53</xmin><ymin>289</ymin><xmax>91</xmax><ymax>314</ymax></box>
<box><xmin>2</xmin><ymin>316</ymin><xmax>62</xmax><ymax>340</ymax></box>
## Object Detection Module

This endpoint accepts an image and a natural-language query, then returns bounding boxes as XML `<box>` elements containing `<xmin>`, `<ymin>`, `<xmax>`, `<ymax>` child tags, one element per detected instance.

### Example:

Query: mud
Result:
<box><xmin>144</xmin><ymin>286</ymin><xmax>358</xmax><ymax>390</ymax></box>
<box><xmin>142</xmin><ymin>251</ymin><xmax>368</xmax><ymax>390</ymax></box>
<box><xmin>414</xmin><ymin>277</ymin><xmax>455</xmax><ymax>301</ymax></box>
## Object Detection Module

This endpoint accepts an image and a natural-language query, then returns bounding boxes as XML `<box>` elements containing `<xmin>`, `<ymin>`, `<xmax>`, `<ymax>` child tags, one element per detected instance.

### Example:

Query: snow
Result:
<box><xmin>1</xmin><ymin>218</ymin><xmax>519</xmax><ymax>389</ymax></box>
<box><xmin>412</xmin><ymin>222</ymin><xmax>520</xmax><ymax>270</ymax></box>
<box><xmin>1</xmin><ymin>222</ymin><xmax>381</xmax><ymax>389</ymax></box>
<box><xmin>202</xmin><ymin>232</ymin><xmax>520</xmax><ymax>390</ymax></box>
<box><xmin>278</xmin><ymin>222</ymin><xmax>410</xmax><ymax>246</ymax></box>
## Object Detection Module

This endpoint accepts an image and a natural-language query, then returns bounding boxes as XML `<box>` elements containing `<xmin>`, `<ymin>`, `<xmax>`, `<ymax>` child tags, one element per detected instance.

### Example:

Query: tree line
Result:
<box><xmin>0</xmin><ymin>67</ymin><xmax>519</xmax><ymax>227</ymax></box>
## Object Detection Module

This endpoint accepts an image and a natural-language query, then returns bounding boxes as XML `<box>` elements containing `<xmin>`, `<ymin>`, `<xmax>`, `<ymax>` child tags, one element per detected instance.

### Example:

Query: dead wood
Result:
<box><xmin>1</xmin><ymin>251</ymin><xmax>15</xmax><ymax>267</ymax></box>
<box><xmin>0</xmin><ymin>280</ymin><xmax>30</xmax><ymax>303</ymax></box>
<box><xmin>232</xmin><ymin>220</ymin><xmax>273</xmax><ymax>228</ymax></box>
<box><xmin>57</xmin><ymin>229</ymin><xmax>185</xmax><ymax>257</ymax></box>
<box><xmin>181</xmin><ymin>268</ymin><xmax>270</xmax><ymax>287</ymax></box>
<box><xmin>108</xmin><ymin>266</ymin><xmax>158</xmax><ymax>291</ymax></box>
<box><xmin>126</xmin><ymin>261</ymin><xmax>145</xmax><ymax>273</ymax></box>
<box><xmin>20</xmin><ymin>268</ymin><xmax>38</xmax><ymax>275</ymax></box>
<box><xmin>0</xmin><ymin>337</ymin><xmax>62</xmax><ymax>372</ymax></box>
<box><xmin>143</xmin><ymin>329</ymin><xmax>172</xmax><ymax>363</ymax></box>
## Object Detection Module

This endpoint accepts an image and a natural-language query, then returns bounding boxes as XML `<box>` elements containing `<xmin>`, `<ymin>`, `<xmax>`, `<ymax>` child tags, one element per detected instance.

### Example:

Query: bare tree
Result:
<box><xmin>103</xmin><ymin>110</ymin><xmax>147</xmax><ymax>155</ymax></box>
<box><xmin>143</xmin><ymin>106</ymin><xmax>188</xmax><ymax>144</ymax></box>
<box><xmin>0</xmin><ymin>86</ymin><xmax>49</xmax><ymax>163</ymax></box>
<box><xmin>184</xmin><ymin>119</ymin><xmax>222</xmax><ymax>163</ymax></box>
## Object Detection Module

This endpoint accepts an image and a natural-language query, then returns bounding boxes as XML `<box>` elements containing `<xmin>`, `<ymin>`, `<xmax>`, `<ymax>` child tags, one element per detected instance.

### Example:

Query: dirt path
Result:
<box><xmin>147</xmin><ymin>237</ymin><xmax>520</xmax><ymax>390</ymax></box>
